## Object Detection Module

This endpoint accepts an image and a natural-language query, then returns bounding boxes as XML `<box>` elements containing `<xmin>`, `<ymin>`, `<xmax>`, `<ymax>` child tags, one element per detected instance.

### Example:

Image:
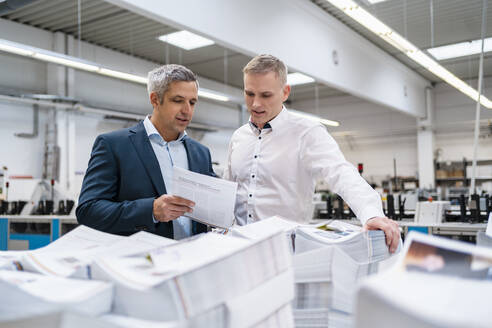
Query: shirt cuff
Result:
<box><xmin>357</xmin><ymin>206</ymin><xmax>385</xmax><ymax>226</ymax></box>
<box><xmin>152</xmin><ymin>213</ymin><xmax>158</xmax><ymax>224</ymax></box>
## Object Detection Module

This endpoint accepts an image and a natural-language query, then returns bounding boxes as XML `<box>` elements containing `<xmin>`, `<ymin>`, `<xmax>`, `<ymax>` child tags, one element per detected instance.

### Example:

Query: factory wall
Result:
<box><xmin>292</xmin><ymin>77</ymin><xmax>492</xmax><ymax>186</ymax></box>
<box><xmin>291</xmin><ymin>95</ymin><xmax>419</xmax><ymax>185</ymax></box>
<box><xmin>2</xmin><ymin>55</ymin><xmax>491</xmax><ymax>194</ymax></box>
<box><xmin>0</xmin><ymin>102</ymin><xmax>48</xmax><ymax>179</ymax></box>
<box><xmin>433</xmin><ymin>81</ymin><xmax>492</xmax><ymax>162</ymax></box>
<box><xmin>0</xmin><ymin>100</ymin><xmax>235</xmax><ymax>198</ymax></box>
<box><xmin>0</xmin><ymin>19</ymin><xmax>241</xmax><ymax>198</ymax></box>
<box><xmin>2</xmin><ymin>18</ymin><xmax>492</xmax><ymax>195</ymax></box>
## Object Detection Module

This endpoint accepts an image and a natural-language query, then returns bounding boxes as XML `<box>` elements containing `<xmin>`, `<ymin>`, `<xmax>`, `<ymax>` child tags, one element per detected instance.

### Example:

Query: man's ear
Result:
<box><xmin>150</xmin><ymin>92</ymin><xmax>161</xmax><ymax>107</ymax></box>
<box><xmin>282</xmin><ymin>84</ymin><xmax>291</xmax><ymax>102</ymax></box>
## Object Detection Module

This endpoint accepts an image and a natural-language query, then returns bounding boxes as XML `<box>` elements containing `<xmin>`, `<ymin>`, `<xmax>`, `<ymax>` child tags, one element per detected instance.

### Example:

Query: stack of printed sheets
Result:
<box><xmin>355</xmin><ymin>232</ymin><xmax>492</xmax><ymax>328</ymax></box>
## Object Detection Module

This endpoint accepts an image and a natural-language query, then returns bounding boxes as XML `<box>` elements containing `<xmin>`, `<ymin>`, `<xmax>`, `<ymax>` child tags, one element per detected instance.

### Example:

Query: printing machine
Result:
<box><xmin>0</xmin><ymin>179</ymin><xmax>77</xmax><ymax>250</ymax></box>
<box><xmin>313</xmin><ymin>189</ymin><xmax>489</xmax><ymax>242</ymax></box>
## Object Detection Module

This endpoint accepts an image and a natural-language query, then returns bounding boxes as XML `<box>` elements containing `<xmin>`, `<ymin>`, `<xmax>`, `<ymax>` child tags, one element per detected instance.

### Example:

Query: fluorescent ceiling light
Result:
<box><xmin>367</xmin><ymin>0</ymin><xmax>390</xmax><ymax>4</ymax></box>
<box><xmin>98</xmin><ymin>68</ymin><xmax>147</xmax><ymax>84</ymax></box>
<box><xmin>290</xmin><ymin>109</ymin><xmax>340</xmax><ymax>127</ymax></box>
<box><xmin>287</xmin><ymin>72</ymin><xmax>315</xmax><ymax>86</ymax></box>
<box><xmin>157</xmin><ymin>30</ymin><xmax>214</xmax><ymax>50</ymax></box>
<box><xmin>0</xmin><ymin>38</ymin><xmax>230</xmax><ymax>103</ymax></box>
<box><xmin>323</xmin><ymin>0</ymin><xmax>492</xmax><ymax>109</ymax></box>
<box><xmin>427</xmin><ymin>38</ymin><xmax>492</xmax><ymax>60</ymax></box>
<box><xmin>198</xmin><ymin>89</ymin><xmax>229</xmax><ymax>102</ymax></box>
<box><xmin>33</xmin><ymin>53</ymin><xmax>99</xmax><ymax>72</ymax></box>
<box><xmin>0</xmin><ymin>42</ymin><xmax>34</xmax><ymax>56</ymax></box>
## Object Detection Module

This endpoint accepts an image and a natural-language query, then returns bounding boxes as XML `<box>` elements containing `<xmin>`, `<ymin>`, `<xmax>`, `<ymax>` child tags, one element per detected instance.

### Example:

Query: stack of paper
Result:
<box><xmin>356</xmin><ymin>271</ymin><xmax>492</xmax><ymax>328</ymax></box>
<box><xmin>254</xmin><ymin>303</ymin><xmax>294</xmax><ymax>328</ymax></box>
<box><xmin>1</xmin><ymin>311</ymin><xmax>184</xmax><ymax>328</ymax></box>
<box><xmin>328</xmin><ymin>310</ymin><xmax>352</xmax><ymax>328</ymax></box>
<box><xmin>355</xmin><ymin>232</ymin><xmax>492</xmax><ymax>328</ymax></box>
<box><xmin>1</xmin><ymin>312</ymin><xmax>124</xmax><ymax>328</ymax></box>
<box><xmin>229</xmin><ymin>215</ymin><xmax>299</xmax><ymax>253</ymax></box>
<box><xmin>0</xmin><ymin>251</ymin><xmax>25</xmax><ymax>271</ymax></box>
<box><xmin>290</xmin><ymin>221</ymin><xmax>399</xmax><ymax>327</ymax></box>
<box><xmin>91</xmin><ymin>231</ymin><xmax>294</xmax><ymax>327</ymax></box>
<box><xmin>0</xmin><ymin>270</ymin><xmax>113</xmax><ymax>321</ymax></box>
<box><xmin>331</xmin><ymin>247</ymin><xmax>379</xmax><ymax>314</ymax></box>
<box><xmin>292</xmin><ymin>246</ymin><xmax>333</xmax><ymax>314</ymax></box>
<box><xmin>229</xmin><ymin>219</ymin><xmax>398</xmax><ymax>327</ymax></box>
<box><xmin>6</xmin><ymin>225</ymin><xmax>176</xmax><ymax>278</ymax></box>
<box><xmin>291</xmin><ymin>246</ymin><xmax>381</xmax><ymax>327</ymax></box>
<box><xmin>295</xmin><ymin>221</ymin><xmax>395</xmax><ymax>262</ymax></box>
<box><xmin>101</xmin><ymin>313</ymin><xmax>184</xmax><ymax>328</ymax></box>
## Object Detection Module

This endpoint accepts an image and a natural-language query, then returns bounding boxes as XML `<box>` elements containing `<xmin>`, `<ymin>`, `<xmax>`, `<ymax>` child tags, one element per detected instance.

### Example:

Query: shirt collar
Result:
<box><xmin>248</xmin><ymin>106</ymin><xmax>288</xmax><ymax>133</ymax></box>
<box><xmin>143</xmin><ymin>115</ymin><xmax>187</xmax><ymax>145</ymax></box>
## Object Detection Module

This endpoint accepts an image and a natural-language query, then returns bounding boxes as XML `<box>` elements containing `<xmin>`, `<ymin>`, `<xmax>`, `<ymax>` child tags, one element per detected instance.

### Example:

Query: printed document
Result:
<box><xmin>172</xmin><ymin>167</ymin><xmax>237</xmax><ymax>228</ymax></box>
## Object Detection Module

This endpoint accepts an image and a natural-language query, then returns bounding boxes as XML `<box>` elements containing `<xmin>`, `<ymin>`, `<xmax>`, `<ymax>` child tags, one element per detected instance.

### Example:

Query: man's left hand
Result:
<box><xmin>363</xmin><ymin>217</ymin><xmax>400</xmax><ymax>253</ymax></box>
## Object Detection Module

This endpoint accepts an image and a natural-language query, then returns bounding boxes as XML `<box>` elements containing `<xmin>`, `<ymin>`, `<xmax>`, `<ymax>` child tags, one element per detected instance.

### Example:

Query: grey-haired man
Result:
<box><xmin>77</xmin><ymin>64</ymin><xmax>215</xmax><ymax>240</ymax></box>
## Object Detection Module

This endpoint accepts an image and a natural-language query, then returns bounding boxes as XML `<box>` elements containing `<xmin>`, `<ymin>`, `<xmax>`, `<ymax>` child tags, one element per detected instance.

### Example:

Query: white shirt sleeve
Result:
<box><xmin>299</xmin><ymin>125</ymin><xmax>384</xmax><ymax>225</ymax></box>
<box><xmin>223</xmin><ymin>137</ymin><xmax>233</xmax><ymax>181</ymax></box>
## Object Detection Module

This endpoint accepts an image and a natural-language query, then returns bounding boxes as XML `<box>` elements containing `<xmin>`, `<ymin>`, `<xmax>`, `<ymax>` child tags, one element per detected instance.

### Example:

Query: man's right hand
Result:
<box><xmin>153</xmin><ymin>195</ymin><xmax>195</xmax><ymax>222</ymax></box>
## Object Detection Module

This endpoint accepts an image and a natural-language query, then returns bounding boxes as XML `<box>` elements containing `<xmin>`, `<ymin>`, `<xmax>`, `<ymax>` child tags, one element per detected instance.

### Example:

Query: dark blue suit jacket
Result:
<box><xmin>76</xmin><ymin>121</ymin><xmax>215</xmax><ymax>239</ymax></box>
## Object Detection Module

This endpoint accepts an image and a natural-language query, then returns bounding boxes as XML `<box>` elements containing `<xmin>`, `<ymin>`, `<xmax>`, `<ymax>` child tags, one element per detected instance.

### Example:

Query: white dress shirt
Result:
<box><xmin>224</xmin><ymin>107</ymin><xmax>384</xmax><ymax>226</ymax></box>
<box><xmin>143</xmin><ymin>116</ymin><xmax>192</xmax><ymax>240</ymax></box>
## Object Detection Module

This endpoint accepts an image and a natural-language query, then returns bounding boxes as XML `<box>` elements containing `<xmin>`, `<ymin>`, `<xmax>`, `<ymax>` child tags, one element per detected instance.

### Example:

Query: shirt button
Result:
<box><xmin>252</xmin><ymin>174</ymin><xmax>255</xmax><ymax>178</ymax></box>
<box><xmin>249</xmin><ymin>194</ymin><xmax>252</xmax><ymax>197</ymax></box>
<box><xmin>248</xmin><ymin>214</ymin><xmax>252</xmax><ymax>218</ymax></box>
<box><xmin>254</xmin><ymin>155</ymin><xmax>258</xmax><ymax>159</ymax></box>
<box><xmin>259</xmin><ymin>136</ymin><xmax>262</xmax><ymax>140</ymax></box>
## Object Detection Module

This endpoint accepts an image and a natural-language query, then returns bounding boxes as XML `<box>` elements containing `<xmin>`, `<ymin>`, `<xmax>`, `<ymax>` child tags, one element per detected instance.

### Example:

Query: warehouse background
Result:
<box><xmin>1</xmin><ymin>0</ymin><xmax>492</xmax><ymax>198</ymax></box>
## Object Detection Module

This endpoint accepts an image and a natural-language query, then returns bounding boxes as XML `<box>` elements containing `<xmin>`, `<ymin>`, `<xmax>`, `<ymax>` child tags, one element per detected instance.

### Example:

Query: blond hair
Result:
<box><xmin>243</xmin><ymin>54</ymin><xmax>288</xmax><ymax>86</ymax></box>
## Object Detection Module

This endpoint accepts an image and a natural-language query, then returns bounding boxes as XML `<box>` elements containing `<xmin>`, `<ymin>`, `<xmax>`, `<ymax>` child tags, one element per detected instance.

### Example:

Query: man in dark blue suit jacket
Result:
<box><xmin>76</xmin><ymin>64</ymin><xmax>215</xmax><ymax>239</ymax></box>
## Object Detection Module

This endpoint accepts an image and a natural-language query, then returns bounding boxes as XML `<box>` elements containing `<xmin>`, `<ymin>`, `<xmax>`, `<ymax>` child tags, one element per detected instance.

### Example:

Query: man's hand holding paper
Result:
<box><xmin>172</xmin><ymin>167</ymin><xmax>238</xmax><ymax>229</ymax></box>
<box><xmin>153</xmin><ymin>195</ymin><xmax>195</xmax><ymax>222</ymax></box>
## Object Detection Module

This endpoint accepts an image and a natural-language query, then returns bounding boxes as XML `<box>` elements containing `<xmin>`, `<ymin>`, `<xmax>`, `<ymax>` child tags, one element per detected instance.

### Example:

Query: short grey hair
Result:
<box><xmin>243</xmin><ymin>54</ymin><xmax>288</xmax><ymax>86</ymax></box>
<box><xmin>147</xmin><ymin>64</ymin><xmax>198</xmax><ymax>103</ymax></box>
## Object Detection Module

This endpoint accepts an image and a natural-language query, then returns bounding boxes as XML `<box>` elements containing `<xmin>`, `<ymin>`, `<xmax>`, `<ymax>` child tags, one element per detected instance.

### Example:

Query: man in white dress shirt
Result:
<box><xmin>224</xmin><ymin>54</ymin><xmax>400</xmax><ymax>252</ymax></box>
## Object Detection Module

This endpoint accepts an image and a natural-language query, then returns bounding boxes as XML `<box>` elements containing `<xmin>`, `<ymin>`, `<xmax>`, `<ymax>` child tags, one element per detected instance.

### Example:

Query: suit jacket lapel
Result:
<box><xmin>183</xmin><ymin>136</ymin><xmax>208</xmax><ymax>234</ymax></box>
<box><xmin>183</xmin><ymin>137</ymin><xmax>199</xmax><ymax>173</ymax></box>
<box><xmin>128</xmin><ymin>122</ymin><xmax>167</xmax><ymax>196</ymax></box>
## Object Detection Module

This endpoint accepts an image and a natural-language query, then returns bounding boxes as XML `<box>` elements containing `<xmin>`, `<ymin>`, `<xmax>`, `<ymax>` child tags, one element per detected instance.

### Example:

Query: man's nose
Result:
<box><xmin>182</xmin><ymin>102</ymin><xmax>191</xmax><ymax>114</ymax></box>
<box><xmin>252</xmin><ymin>96</ymin><xmax>262</xmax><ymax>108</ymax></box>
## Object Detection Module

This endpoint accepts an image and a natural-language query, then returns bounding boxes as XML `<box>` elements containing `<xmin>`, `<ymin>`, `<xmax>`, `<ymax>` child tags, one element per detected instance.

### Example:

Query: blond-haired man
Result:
<box><xmin>224</xmin><ymin>54</ymin><xmax>400</xmax><ymax>252</ymax></box>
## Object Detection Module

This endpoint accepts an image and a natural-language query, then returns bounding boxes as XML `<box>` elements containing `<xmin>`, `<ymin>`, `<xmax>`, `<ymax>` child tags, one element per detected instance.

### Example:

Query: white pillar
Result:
<box><xmin>417</xmin><ymin>87</ymin><xmax>435</xmax><ymax>189</ymax></box>
<box><xmin>46</xmin><ymin>31</ymin><xmax>74</xmax><ymax>194</ymax></box>
<box><xmin>47</xmin><ymin>32</ymin><xmax>66</xmax><ymax>96</ymax></box>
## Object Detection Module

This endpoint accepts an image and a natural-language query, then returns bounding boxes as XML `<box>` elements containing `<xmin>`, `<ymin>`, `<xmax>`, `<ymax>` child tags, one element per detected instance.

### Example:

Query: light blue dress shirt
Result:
<box><xmin>143</xmin><ymin>116</ymin><xmax>192</xmax><ymax>240</ymax></box>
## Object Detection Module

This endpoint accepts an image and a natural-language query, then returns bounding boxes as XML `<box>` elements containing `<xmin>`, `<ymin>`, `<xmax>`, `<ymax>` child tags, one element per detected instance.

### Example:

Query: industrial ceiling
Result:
<box><xmin>1</xmin><ymin>0</ymin><xmax>491</xmax><ymax>102</ymax></box>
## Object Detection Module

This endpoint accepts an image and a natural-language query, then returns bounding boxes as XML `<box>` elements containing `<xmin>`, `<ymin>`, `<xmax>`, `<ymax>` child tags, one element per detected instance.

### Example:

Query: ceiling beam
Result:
<box><xmin>106</xmin><ymin>0</ymin><xmax>430</xmax><ymax>117</ymax></box>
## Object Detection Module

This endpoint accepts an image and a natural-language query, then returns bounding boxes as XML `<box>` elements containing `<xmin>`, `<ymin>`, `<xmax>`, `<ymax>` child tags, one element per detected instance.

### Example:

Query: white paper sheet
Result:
<box><xmin>41</xmin><ymin>225</ymin><xmax>124</xmax><ymax>253</ymax></box>
<box><xmin>172</xmin><ymin>167</ymin><xmax>237</xmax><ymax>228</ymax></box>
<box><xmin>18</xmin><ymin>227</ymin><xmax>175</xmax><ymax>278</ymax></box>
<box><xmin>0</xmin><ymin>270</ymin><xmax>113</xmax><ymax>320</ymax></box>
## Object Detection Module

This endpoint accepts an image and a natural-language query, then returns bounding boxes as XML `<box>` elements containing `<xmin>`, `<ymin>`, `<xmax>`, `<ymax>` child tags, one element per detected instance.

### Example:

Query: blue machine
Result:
<box><xmin>0</xmin><ymin>216</ymin><xmax>77</xmax><ymax>250</ymax></box>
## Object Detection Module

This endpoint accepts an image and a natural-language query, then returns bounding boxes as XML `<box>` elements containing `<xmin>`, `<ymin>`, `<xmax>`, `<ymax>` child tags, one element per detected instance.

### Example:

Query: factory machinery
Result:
<box><xmin>0</xmin><ymin>179</ymin><xmax>75</xmax><ymax>216</ymax></box>
<box><xmin>315</xmin><ymin>189</ymin><xmax>490</xmax><ymax>242</ymax></box>
<box><xmin>0</xmin><ymin>178</ymin><xmax>77</xmax><ymax>250</ymax></box>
